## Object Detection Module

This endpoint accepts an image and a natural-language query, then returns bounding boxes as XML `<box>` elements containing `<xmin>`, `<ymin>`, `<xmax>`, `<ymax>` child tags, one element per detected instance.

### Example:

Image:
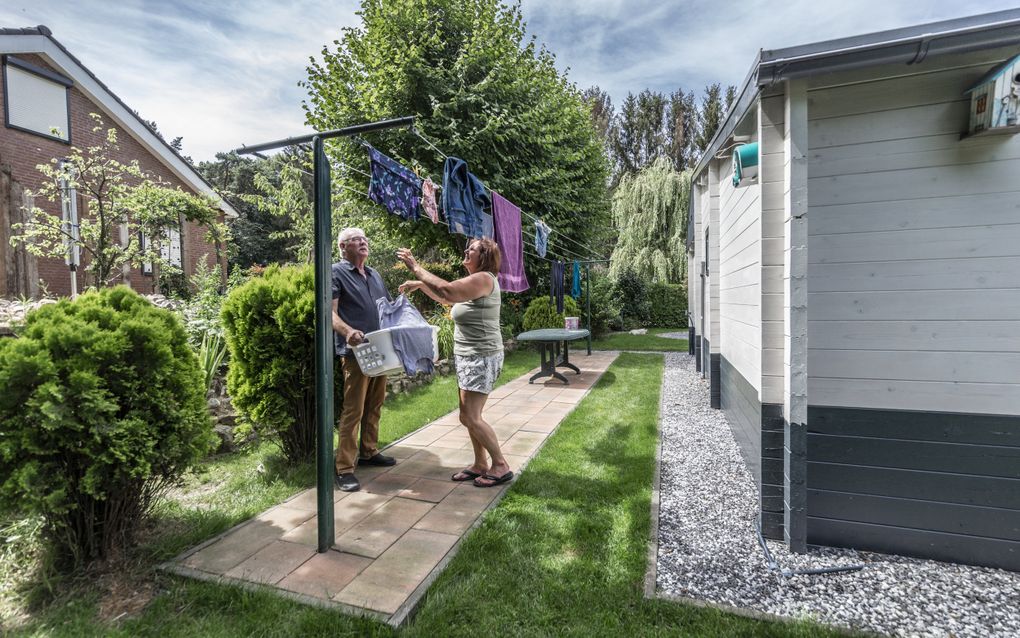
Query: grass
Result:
<box><xmin>4</xmin><ymin>351</ymin><xmax>844</xmax><ymax>637</ymax></box>
<box><xmin>590</xmin><ymin>327</ymin><xmax>689</xmax><ymax>352</ymax></box>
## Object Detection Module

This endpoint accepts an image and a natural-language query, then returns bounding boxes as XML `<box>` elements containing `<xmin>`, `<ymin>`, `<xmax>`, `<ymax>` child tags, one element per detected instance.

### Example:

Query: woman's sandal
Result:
<box><xmin>451</xmin><ymin>469</ymin><xmax>482</xmax><ymax>482</ymax></box>
<box><xmin>472</xmin><ymin>471</ymin><xmax>514</xmax><ymax>488</ymax></box>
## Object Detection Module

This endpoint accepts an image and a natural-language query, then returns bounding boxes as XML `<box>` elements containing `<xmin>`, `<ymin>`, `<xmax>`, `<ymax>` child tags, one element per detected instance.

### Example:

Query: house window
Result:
<box><xmin>161</xmin><ymin>228</ymin><xmax>183</xmax><ymax>268</ymax></box>
<box><xmin>3</xmin><ymin>55</ymin><xmax>72</xmax><ymax>142</ymax></box>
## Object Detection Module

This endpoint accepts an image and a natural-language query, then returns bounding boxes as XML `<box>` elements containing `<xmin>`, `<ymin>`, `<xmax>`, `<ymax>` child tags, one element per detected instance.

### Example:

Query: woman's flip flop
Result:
<box><xmin>451</xmin><ymin>469</ymin><xmax>482</xmax><ymax>482</ymax></box>
<box><xmin>472</xmin><ymin>471</ymin><xmax>514</xmax><ymax>488</ymax></box>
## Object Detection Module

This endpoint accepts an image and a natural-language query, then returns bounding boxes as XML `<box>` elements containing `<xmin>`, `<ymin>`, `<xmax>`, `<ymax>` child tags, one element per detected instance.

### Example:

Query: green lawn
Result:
<box><xmin>4</xmin><ymin>351</ymin><xmax>842</xmax><ymax>637</ymax></box>
<box><xmin>590</xmin><ymin>327</ymin><xmax>689</xmax><ymax>351</ymax></box>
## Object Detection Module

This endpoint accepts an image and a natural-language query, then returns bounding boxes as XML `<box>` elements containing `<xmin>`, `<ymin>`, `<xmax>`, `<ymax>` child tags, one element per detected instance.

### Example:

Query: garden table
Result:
<box><xmin>516</xmin><ymin>328</ymin><xmax>591</xmax><ymax>384</ymax></box>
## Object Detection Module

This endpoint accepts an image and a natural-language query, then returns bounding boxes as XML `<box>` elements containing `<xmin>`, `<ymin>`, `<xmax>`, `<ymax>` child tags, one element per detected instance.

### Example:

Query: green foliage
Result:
<box><xmin>646</xmin><ymin>283</ymin><xmax>688</xmax><ymax>328</ymax></box>
<box><xmin>428</xmin><ymin>309</ymin><xmax>455</xmax><ymax>360</ymax></box>
<box><xmin>10</xmin><ymin>113</ymin><xmax>224</xmax><ymax>290</ymax></box>
<box><xmin>199</xmin><ymin>331</ymin><xmax>227</xmax><ymax>392</ymax></box>
<box><xmin>302</xmin><ymin>0</ymin><xmax>612</xmax><ymax>285</ymax></box>
<box><xmin>500</xmin><ymin>293</ymin><xmax>526</xmax><ymax>339</ymax></box>
<box><xmin>609</xmin><ymin>159</ymin><xmax>691</xmax><ymax>284</ymax></box>
<box><xmin>522</xmin><ymin>295</ymin><xmax>580</xmax><ymax>332</ymax></box>
<box><xmin>220</xmin><ymin>265</ymin><xmax>339</xmax><ymax>463</ymax></box>
<box><xmin>614</xmin><ymin>269</ymin><xmax>650</xmax><ymax>329</ymax></box>
<box><xmin>0</xmin><ymin>287</ymin><xmax>211</xmax><ymax>567</ymax></box>
<box><xmin>587</xmin><ymin>267</ymin><xmax>621</xmax><ymax>336</ymax></box>
<box><xmin>196</xmin><ymin>151</ymin><xmax>300</xmax><ymax>270</ymax></box>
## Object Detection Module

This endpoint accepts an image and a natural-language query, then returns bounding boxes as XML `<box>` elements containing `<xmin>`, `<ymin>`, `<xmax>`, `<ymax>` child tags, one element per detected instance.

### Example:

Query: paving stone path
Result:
<box><xmin>167</xmin><ymin>351</ymin><xmax>618</xmax><ymax>626</ymax></box>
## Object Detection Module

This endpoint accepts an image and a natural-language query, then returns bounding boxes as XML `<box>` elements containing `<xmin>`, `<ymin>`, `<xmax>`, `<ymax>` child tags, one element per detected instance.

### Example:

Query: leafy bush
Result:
<box><xmin>586</xmin><ymin>268</ymin><xmax>622</xmax><ymax>336</ymax></box>
<box><xmin>500</xmin><ymin>293</ymin><xmax>526</xmax><ymax>339</ymax></box>
<box><xmin>221</xmin><ymin>265</ymin><xmax>340</xmax><ymax>463</ymax></box>
<box><xmin>614</xmin><ymin>269</ymin><xmax>650</xmax><ymax>329</ymax></box>
<box><xmin>0</xmin><ymin>287</ymin><xmax>212</xmax><ymax>567</ymax></box>
<box><xmin>428</xmin><ymin>309</ymin><xmax>455</xmax><ymax>360</ymax></box>
<box><xmin>646</xmin><ymin>283</ymin><xmax>688</xmax><ymax>328</ymax></box>
<box><xmin>180</xmin><ymin>259</ymin><xmax>226</xmax><ymax>347</ymax></box>
<box><xmin>523</xmin><ymin>295</ymin><xmax>581</xmax><ymax>332</ymax></box>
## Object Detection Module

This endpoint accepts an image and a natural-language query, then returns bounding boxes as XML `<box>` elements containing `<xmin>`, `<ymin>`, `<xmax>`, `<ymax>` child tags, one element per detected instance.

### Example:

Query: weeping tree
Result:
<box><xmin>609</xmin><ymin>157</ymin><xmax>691</xmax><ymax>284</ymax></box>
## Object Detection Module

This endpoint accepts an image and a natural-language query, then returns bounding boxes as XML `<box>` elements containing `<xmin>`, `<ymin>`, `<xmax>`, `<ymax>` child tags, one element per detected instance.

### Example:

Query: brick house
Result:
<box><xmin>0</xmin><ymin>25</ymin><xmax>237</xmax><ymax>298</ymax></box>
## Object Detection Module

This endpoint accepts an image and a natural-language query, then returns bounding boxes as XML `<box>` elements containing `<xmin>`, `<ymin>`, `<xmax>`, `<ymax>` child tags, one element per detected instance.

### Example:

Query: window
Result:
<box><xmin>3</xmin><ymin>55</ymin><xmax>72</xmax><ymax>142</ymax></box>
<box><xmin>161</xmin><ymin>228</ymin><xmax>182</xmax><ymax>268</ymax></box>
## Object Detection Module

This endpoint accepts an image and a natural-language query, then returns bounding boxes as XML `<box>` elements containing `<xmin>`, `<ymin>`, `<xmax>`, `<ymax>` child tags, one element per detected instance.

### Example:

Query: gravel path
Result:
<box><xmin>655</xmin><ymin>352</ymin><xmax>1020</xmax><ymax>638</ymax></box>
<box><xmin>654</xmin><ymin>331</ymin><xmax>689</xmax><ymax>340</ymax></box>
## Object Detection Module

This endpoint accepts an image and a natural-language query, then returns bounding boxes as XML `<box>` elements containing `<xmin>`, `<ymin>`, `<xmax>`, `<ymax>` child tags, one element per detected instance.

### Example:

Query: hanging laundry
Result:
<box><xmin>442</xmin><ymin>156</ymin><xmax>490</xmax><ymax>237</ymax></box>
<box><xmin>367</xmin><ymin>146</ymin><xmax>422</xmax><ymax>221</ymax></box>
<box><xmin>550</xmin><ymin>260</ymin><xmax>565</xmax><ymax>314</ymax></box>
<box><xmin>491</xmin><ymin>191</ymin><xmax>529</xmax><ymax>293</ymax></box>
<box><xmin>376</xmin><ymin>295</ymin><xmax>435</xmax><ymax>376</ymax></box>
<box><xmin>571</xmin><ymin>261</ymin><xmax>582</xmax><ymax>299</ymax></box>
<box><xmin>421</xmin><ymin>177</ymin><xmax>439</xmax><ymax>224</ymax></box>
<box><xmin>479</xmin><ymin>212</ymin><xmax>493</xmax><ymax>239</ymax></box>
<box><xmin>535</xmin><ymin>220</ymin><xmax>551</xmax><ymax>258</ymax></box>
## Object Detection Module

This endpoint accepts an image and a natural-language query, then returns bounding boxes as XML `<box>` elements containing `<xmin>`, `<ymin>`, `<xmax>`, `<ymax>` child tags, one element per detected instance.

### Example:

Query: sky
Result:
<box><xmin>0</xmin><ymin>1</ymin><xmax>1013</xmax><ymax>162</ymax></box>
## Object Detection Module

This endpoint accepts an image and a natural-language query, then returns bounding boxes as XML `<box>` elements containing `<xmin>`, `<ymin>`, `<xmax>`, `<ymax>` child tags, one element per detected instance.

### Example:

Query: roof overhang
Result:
<box><xmin>691</xmin><ymin>8</ymin><xmax>1020</xmax><ymax>183</ymax></box>
<box><xmin>0</xmin><ymin>28</ymin><xmax>238</xmax><ymax>218</ymax></box>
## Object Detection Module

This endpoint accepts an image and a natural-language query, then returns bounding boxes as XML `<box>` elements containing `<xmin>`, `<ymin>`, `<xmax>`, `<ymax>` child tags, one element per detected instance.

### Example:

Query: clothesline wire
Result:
<box><xmin>518</xmin><ymin>207</ymin><xmax>606</xmax><ymax>266</ymax></box>
<box><xmin>404</xmin><ymin>127</ymin><xmax>607</xmax><ymax>261</ymax></box>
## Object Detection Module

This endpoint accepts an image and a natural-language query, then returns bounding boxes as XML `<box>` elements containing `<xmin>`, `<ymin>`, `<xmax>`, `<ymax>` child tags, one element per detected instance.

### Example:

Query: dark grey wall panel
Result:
<box><xmin>809</xmin><ymin>461</ymin><xmax>1020</xmax><ymax>510</ymax></box>
<box><xmin>808</xmin><ymin>517</ymin><xmax>1020</xmax><ymax>572</ymax></box>
<box><xmin>806</xmin><ymin>405</ymin><xmax>1020</xmax><ymax>571</ymax></box>
<box><xmin>809</xmin><ymin>435</ymin><xmax>1020</xmax><ymax>479</ymax></box>
<box><xmin>810</xmin><ymin>405</ymin><xmax>1020</xmax><ymax>447</ymax></box>
<box><xmin>808</xmin><ymin>489</ymin><xmax>1020</xmax><ymax>541</ymax></box>
<box><xmin>710</xmin><ymin>352</ymin><xmax>721</xmax><ymax>409</ymax></box>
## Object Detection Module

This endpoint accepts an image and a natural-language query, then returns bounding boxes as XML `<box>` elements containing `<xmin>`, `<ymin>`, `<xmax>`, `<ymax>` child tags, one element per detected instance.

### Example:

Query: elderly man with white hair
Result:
<box><xmin>331</xmin><ymin>227</ymin><xmax>396</xmax><ymax>492</ymax></box>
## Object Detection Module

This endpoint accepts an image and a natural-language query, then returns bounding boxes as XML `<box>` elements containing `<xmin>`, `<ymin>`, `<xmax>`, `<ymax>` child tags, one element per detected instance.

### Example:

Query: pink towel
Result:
<box><xmin>491</xmin><ymin>191</ymin><xmax>529</xmax><ymax>293</ymax></box>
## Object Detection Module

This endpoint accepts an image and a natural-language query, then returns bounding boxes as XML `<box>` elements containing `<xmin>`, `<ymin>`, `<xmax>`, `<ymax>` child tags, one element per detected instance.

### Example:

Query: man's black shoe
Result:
<box><xmin>335</xmin><ymin>473</ymin><xmax>360</xmax><ymax>492</ymax></box>
<box><xmin>358</xmin><ymin>453</ymin><xmax>396</xmax><ymax>467</ymax></box>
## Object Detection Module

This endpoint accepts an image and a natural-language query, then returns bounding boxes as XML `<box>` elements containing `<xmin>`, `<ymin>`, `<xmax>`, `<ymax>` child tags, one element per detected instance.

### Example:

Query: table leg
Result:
<box><xmin>529</xmin><ymin>342</ymin><xmax>571</xmax><ymax>385</ymax></box>
<box><xmin>557</xmin><ymin>341</ymin><xmax>581</xmax><ymax>375</ymax></box>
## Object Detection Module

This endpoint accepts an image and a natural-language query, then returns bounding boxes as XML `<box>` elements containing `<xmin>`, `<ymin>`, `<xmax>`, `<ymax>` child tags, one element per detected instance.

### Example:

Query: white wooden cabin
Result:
<box><xmin>686</xmin><ymin>9</ymin><xmax>1020</xmax><ymax>571</ymax></box>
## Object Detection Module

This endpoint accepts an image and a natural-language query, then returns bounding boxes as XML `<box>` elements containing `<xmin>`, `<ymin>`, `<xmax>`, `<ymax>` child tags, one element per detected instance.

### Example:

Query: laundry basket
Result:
<box><xmin>352</xmin><ymin>326</ymin><xmax>439</xmax><ymax>377</ymax></box>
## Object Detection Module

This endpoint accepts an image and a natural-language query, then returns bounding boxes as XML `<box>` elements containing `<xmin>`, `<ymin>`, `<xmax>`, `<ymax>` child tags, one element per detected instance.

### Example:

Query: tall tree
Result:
<box><xmin>666</xmin><ymin>88</ymin><xmax>697</xmax><ymax>171</ymax></box>
<box><xmin>609</xmin><ymin>157</ymin><xmax>691</xmax><ymax>284</ymax></box>
<box><xmin>581</xmin><ymin>85</ymin><xmax>616</xmax><ymax>180</ymax></box>
<box><xmin>302</xmin><ymin>0</ymin><xmax>611</xmax><ymax>267</ymax></box>
<box><xmin>695</xmin><ymin>83</ymin><xmax>724</xmax><ymax>153</ymax></box>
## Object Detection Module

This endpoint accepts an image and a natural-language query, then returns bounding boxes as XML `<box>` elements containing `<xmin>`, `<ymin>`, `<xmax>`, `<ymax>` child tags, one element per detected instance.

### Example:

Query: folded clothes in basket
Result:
<box><xmin>376</xmin><ymin>296</ymin><xmax>436</xmax><ymax>376</ymax></box>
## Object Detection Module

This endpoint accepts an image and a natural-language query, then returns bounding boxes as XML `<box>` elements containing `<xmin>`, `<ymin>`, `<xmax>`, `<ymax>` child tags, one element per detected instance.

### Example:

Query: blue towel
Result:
<box><xmin>376</xmin><ymin>295</ymin><xmax>435</xmax><ymax>375</ymax></box>
<box><xmin>571</xmin><ymin>261</ymin><xmax>581</xmax><ymax>298</ymax></box>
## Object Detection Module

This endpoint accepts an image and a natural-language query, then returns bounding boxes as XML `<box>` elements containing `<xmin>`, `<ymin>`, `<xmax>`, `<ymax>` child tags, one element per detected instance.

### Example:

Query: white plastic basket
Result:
<box><xmin>352</xmin><ymin>326</ymin><xmax>439</xmax><ymax>377</ymax></box>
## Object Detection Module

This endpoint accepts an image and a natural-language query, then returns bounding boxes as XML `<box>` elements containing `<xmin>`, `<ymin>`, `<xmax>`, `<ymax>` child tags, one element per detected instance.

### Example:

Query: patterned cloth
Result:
<box><xmin>421</xmin><ymin>177</ymin><xmax>439</xmax><ymax>224</ymax></box>
<box><xmin>454</xmin><ymin>352</ymin><xmax>504</xmax><ymax>394</ymax></box>
<box><xmin>367</xmin><ymin>145</ymin><xmax>422</xmax><ymax>221</ymax></box>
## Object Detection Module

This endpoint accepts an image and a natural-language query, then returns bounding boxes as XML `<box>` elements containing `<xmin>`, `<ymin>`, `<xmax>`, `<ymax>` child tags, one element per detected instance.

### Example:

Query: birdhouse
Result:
<box><xmin>963</xmin><ymin>53</ymin><xmax>1020</xmax><ymax>137</ymax></box>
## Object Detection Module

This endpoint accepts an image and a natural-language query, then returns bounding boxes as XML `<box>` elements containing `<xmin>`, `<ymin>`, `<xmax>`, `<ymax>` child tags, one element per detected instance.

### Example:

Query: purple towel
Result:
<box><xmin>491</xmin><ymin>191</ymin><xmax>529</xmax><ymax>293</ymax></box>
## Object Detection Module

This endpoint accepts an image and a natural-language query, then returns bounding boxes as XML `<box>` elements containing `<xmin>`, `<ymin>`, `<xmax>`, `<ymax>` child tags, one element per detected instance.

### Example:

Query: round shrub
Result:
<box><xmin>0</xmin><ymin>286</ymin><xmax>212</xmax><ymax>567</ymax></box>
<box><xmin>221</xmin><ymin>265</ymin><xmax>340</xmax><ymax>463</ymax></box>
<box><xmin>522</xmin><ymin>295</ymin><xmax>581</xmax><ymax>332</ymax></box>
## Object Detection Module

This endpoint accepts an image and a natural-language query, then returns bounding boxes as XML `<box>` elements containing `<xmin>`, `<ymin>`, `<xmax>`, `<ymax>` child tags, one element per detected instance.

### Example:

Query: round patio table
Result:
<box><xmin>516</xmin><ymin>328</ymin><xmax>591</xmax><ymax>384</ymax></box>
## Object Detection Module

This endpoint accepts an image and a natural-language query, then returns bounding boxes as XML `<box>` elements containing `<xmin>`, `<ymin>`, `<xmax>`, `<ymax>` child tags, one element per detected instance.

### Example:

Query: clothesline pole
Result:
<box><xmin>585</xmin><ymin>264</ymin><xmax>592</xmax><ymax>355</ymax></box>
<box><xmin>237</xmin><ymin>115</ymin><xmax>415</xmax><ymax>555</ymax></box>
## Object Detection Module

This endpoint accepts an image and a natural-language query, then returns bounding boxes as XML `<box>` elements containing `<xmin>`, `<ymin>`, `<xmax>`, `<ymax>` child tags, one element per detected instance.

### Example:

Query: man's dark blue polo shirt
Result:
<box><xmin>331</xmin><ymin>259</ymin><xmax>391</xmax><ymax>356</ymax></box>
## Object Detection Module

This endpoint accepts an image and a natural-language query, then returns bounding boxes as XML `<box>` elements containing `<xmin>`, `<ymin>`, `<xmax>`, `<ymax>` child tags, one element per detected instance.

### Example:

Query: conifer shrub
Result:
<box><xmin>0</xmin><ymin>287</ymin><xmax>212</xmax><ymax>567</ymax></box>
<box><xmin>522</xmin><ymin>295</ymin><xmax>580</xmax><ymax>332</ymax></box>
<box><xmin>221</xmin><ymin>265</ymin><xmax>340</xmax><ymax>463</ymax></box>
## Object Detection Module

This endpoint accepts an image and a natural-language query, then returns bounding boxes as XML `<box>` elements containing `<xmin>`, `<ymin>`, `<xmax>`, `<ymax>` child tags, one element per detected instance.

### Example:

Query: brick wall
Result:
<box><xmin>0</xmin><ymin>53</ymin><xmax>225</xmax><ymax>298</ymax></box>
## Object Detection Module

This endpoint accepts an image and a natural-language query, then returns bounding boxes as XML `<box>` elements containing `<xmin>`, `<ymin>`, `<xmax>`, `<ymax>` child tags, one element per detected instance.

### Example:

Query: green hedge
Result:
<box><xmin>646</xmin><ymin>283</ymin><xmax>688</xmax><ymax>328</ymax></box>
<box><xmin>221</xmin><ymin>265</ymin><xmax>341</xmax><ymax>464</ymax></box>
<box><xmin>522</xmin><ymin>295</ymin><xmax>581</xmax><ymax>332</ymax></box>
<box><xmin>0</xmin><ymin>287</ymin><xmax>211</xmax><ymax>566</ymax></box>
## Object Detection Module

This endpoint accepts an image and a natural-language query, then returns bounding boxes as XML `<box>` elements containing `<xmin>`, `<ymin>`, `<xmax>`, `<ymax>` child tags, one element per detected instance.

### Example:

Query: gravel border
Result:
<box><xmin>654</xmin><ymin>352</ymin><xmax>1020</xmax><ymax>638</ymax></box>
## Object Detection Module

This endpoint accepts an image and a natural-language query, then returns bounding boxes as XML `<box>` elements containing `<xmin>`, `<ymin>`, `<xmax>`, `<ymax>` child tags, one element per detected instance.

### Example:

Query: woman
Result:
<box><xmin>397</xmin><ymin>239</ymin><xmax>512</xmax><ymax>488</ymax></box>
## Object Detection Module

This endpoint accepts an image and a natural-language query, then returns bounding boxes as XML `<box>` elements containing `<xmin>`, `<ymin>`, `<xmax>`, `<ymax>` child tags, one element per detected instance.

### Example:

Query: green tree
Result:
<box><xmin>302</xmin><ymin>0</ymin><xmax>611</xmax><ymax>270</ymax></box>
<box><xmin>196</xmin><ymin>150</ymin><xmax>307</xmax><ymax>270</ymax></box>
<box><xmin>11</xmin><ymin>113</ymin><xmax>224</xmax><ymax>291</ymax></box>
<box><xmin>695</xmin><ymin>83</ymin><xmax>724</xmax><ymax>153</ymax></box>
<box><xmin>666</xmin><ymin>88</ymin><xmax>697</xmax><ymax>171</ymax></box>
<box><xmin>609</xmin><ymin>158</ymin><xmax>691</xmax><ymax>284</ymax></box>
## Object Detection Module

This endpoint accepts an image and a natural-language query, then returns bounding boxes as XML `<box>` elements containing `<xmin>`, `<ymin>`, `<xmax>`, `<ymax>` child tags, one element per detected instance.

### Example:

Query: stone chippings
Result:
<box><xmin>655</xmin><ymin>352</ymin><xmax>1020</xmax><ymax>638</ymax></box>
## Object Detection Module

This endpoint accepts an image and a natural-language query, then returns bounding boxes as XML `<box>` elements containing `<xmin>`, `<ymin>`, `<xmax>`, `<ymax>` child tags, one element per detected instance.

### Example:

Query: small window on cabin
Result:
<box><xmin>3</xmin><ymin>56</ymin><xmax>72</xmax><ymax>142</ymax></box>
<box><xmin>976</xmin><ymin>94</ymin><xmax>988</xmax><ymax>115</ymax></box>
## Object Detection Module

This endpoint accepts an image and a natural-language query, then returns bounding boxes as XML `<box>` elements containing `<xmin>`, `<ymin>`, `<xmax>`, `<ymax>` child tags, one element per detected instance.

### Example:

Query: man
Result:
<box><xmin>332</xmin><ymin>227</ymin><xmax>397</xmax><ymax>492</ymax></box>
